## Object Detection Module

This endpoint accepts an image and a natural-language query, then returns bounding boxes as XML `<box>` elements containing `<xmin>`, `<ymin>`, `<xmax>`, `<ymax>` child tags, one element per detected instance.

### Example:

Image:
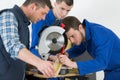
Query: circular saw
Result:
<box><xmin>38</xmin><ymin>26</ymin><xmax>67</xmax><ymax>60</ymax></box>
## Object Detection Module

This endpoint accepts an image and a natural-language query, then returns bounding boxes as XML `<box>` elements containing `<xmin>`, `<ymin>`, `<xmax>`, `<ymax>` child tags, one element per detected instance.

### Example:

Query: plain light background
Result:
<box><xmin>1</xmin><ymin>0</ymin><xmax>120</xmax><ymax>80</ymax></box>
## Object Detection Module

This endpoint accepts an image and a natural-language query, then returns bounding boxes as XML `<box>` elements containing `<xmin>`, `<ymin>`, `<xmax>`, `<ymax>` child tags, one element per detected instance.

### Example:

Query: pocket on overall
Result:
<box><xmin>0</xmin><ymin>50</ymin><xmax>10</xmax><ymax>76</ymax></box>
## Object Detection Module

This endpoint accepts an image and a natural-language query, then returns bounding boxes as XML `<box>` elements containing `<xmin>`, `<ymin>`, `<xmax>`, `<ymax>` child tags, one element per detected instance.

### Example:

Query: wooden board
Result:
<box><xmin>26</xmin><ymin>68</ymin><xmax>79</xmax><ymax>78</ymax></box>
<box><xmin>53</xmin><ymin>59</ymin><xmax>62</xmax><ymax>77</ymax></box>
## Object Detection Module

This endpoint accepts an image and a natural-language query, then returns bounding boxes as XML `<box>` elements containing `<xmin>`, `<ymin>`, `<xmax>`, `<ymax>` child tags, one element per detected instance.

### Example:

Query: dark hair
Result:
<box><xmin>56</xmin><ymin>0</ymin><xmax>73</xmax><ymax>6</ymax></box>
<box><xmin>23</xmin><ymin>0</ymin><xmax>52</xmax><ymax>9</ymax></box>
<box><xmin>62</xmin><ymin>16</ymin><xmax>81</xmax><ymax>32</ymax></box>
<box><xmin>46</xmin><ymin>0</ymin><xmax>53</xmax><ymax>9</ymax></box>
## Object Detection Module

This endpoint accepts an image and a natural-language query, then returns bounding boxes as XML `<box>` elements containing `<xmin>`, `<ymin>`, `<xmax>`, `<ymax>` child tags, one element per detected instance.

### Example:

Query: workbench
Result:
<box><xmin>25</xmin><ymin>68</ymin><xmax>89</xmax><ymax>80</ymax></box>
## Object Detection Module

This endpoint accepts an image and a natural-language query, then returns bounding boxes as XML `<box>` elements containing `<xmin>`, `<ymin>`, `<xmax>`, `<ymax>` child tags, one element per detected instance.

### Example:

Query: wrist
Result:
<box><xmin>71</xmin><ymin>61</ymin><xmax>77</xmax><ymax>68</ymax></box>
<box><xmin>65</xmin><ymin>52</ymin><xmax>69</xmax><ymax>57</ymax></box>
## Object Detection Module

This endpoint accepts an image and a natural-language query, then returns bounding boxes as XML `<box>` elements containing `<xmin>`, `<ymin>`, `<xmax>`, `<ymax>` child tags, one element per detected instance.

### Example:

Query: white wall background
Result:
<box><xmin>67</xmin><ymin>0</ymin><xmax>120</xmax><ymax>38</ymax></box>
<box><xmin>1</xmin><ymin>0</ymin><xmax>120</xmax><ymax>80</ymax></box>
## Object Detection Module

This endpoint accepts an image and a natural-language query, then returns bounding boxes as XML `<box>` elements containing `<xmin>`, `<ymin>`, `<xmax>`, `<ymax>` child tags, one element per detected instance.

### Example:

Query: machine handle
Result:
<box><xmin>61</xmin><ymin>45</ymin><xmax>65</xmax><ymax>54</ymax></box>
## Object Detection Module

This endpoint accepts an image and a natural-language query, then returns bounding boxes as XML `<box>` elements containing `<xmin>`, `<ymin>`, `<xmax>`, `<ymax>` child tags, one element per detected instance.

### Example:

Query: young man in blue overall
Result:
<box><xmin>30</xmin><ymin>0</ymin><xmax>73</xmax><ymax>57</ymax></box>
<box><xmin>30</xmin><ymin>0</ymin><xmax>73</xmax><ymax>79</ymax></box>
<box><xmin>58</xmin><ymin>16</ymin><xmax>120</xmax><ymax>80</ymax></box>
<box><xmin>0</xmin><ymin>0</ymin><xmax>55</xmax><ymax>80</ymax></box>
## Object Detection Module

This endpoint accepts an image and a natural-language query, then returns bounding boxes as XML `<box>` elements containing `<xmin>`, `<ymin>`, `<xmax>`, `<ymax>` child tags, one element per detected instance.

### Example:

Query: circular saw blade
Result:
<box><xmin>38</xmin><ymin>26</ymin><xmax>67</xmax><ymax>56</ymax></box>
<box><xmin>46</xmin><ymin>32</ymin><xmax>65</xmax><ymax>52</ymax></box>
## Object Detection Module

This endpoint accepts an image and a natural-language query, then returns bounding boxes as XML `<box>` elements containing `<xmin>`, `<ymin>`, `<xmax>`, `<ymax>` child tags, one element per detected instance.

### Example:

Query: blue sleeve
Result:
<box><xmin>30</xmin><ymin>20</ymin><xmax>45</xmax><ymax>57</ymax></box>
<box><xmin>77</xmin><ymin>30</ymin><xmax>114</xmax><ymax>75</ymax></box>
<box><xmin>67</xmin><ymin>42</ymin><xmax>86</xmax><ymax>58</ymax></box>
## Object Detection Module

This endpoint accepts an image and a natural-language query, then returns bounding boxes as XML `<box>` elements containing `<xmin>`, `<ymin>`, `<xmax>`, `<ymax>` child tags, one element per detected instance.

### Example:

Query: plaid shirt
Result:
<box><xmin>0</xmin><ymin>11</ymin><xmax>26</xmax><ymax>59</ymax></box>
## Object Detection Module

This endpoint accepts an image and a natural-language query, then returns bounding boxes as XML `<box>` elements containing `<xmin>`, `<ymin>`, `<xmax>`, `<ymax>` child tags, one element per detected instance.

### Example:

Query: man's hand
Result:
<box><xmin>36</xmin><ymin>60</ymin><xmax>55</xmax><ymax>78</ymax></box>
<box><xmin>48</xmin><ymin>52</ymin><xmax>69</xmax><ymax>61</ymax></box>
<box><xmin>18</xmin><ymin>48</ymin><xmax>55</xmax><ymax>78</ymax></box>
<box><xmin>48</xmin><ymin>55</ymin><xmax>57</xmax><ymax>61</ymax></box>
<box><xmin>58</xmin><ymin>54</ymin><xmax>77</xmax><ymax>69</ymax></box>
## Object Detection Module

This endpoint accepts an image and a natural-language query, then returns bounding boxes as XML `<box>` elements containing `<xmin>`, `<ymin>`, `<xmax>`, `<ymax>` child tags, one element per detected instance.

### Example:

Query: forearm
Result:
<box><xmin>65</xmin><ymin>52</ymin><xmax>77</xmax><ymax>68</ymax></box>
<box><xmin>65</xmin><ymin>52</ymin><xmax>69</xmax><ymax>57</ymax></box>
<box><xmin>18</xmin><ymin>48</ymin><xmax>55</xmax><ymax>77</ymax></box>
<box><xmin>70</xmin><ymin>61</ymin><xmax>78</xmax><ymax>69</ymax></box>
<box><xmin>59</xmin><ymin>54</ymin><xmax>78</xmax><ymax>69</ymax></box>
<box><xmin>17</xmin><ymin>48</ymin><xmax>42</xmax><ymax>68</ymax></box>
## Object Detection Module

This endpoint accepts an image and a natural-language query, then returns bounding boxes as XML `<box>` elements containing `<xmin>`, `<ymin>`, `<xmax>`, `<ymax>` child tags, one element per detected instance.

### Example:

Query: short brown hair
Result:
<box><xmin>23</xmin><ymin>0</ymin><xmax>52</xmax><ymax>9</ymax></box>
<box><xmin>62</xmin><ymin>16</ymin><xmax>81</xmax><ymax>32</ymax></box>
<box><xmin>56</xmin><ymin>0</ymin><xmax>73</xmax><ymax>6</ymax></box>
